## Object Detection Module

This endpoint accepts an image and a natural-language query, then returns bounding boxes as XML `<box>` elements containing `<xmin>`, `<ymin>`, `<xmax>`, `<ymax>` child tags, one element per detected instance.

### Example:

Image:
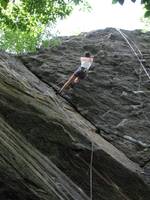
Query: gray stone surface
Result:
<box><xmin>0</xmin><ymin>28</ymin><xmax>150</xmax><ymax>200</ymax></box>
<box><xmin>21</xmin><ymin>28</ymin><xmax>150</xmax><ymax>184</ymax></box>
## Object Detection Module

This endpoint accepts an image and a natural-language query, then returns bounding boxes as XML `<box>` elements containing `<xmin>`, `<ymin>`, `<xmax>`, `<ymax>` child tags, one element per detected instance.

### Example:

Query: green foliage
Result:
<box><xmin>0</xmin><ymin>1</ymin><xmax>87</xmax><ymax>32</ymax></box>
<box><xmin>0</xmin><ymin>0</ymin><xmax>87</xmax><ymax>53</ymax></box>
<box><xmin>112</xmin><ymin>0</ymin><xmax>150</xmax><ymax>17</ymax></box>
<box><xmin>113</xmin><ymin>0</ymin><xmax>140</xmax><ymax>5</ymax></box>
<box><xmin>143</xmin><ymin>0</ymin><xmax>150</xmax><ymax>18</ymax></box>
<box><xmin>0</xmin><ymin>29</ymin><xmax>41</xmax><ymax>53</ymax></box>
<box><xmin>112</xmin><ymin>0</ymin><xmax>118</xmax><ymax>4</ymax></box>
<box><xmin>112</xmin><ymin>0</ymin><xmax>138</xmax><ymax>5</ymax></box>
<box><xmin>48</xmin><ymin>38</ymin><xmax>62</xmax><ymax>48</ymax></box>
<box><xmin>0</xmin><ymin>0</ymin><xmax>9</xmax><ymax>9</ymax></box>
<box><xmin>112</xmin><ymin>0</ymin><xmax>124</xmax><ymax>5</ymax></box>
<box><xmin>144</xmin><ymin>10</ymin><xmax>150</xmax><ymax>17</ymax></box>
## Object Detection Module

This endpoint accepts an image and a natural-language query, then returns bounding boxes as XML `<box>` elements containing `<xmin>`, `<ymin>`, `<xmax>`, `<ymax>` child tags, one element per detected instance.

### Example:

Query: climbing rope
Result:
<box><xmin>115</xmin><ymin>28</ymin><xmax>150</xmax><ymax>145</ymax></box>
<box><xmin>116</xmin><ymin>28</ymin><xmax>150</xmax><ymax>80</ymax></box>
<box><xmin>119</xmin><ymin>30</ymin><xmax>143</xmax><ymax>57</ymax></box>
<box><xmin>90</xmin><ymin>141</ymin><xmax>94</xmax><ymax>200</ymax></box>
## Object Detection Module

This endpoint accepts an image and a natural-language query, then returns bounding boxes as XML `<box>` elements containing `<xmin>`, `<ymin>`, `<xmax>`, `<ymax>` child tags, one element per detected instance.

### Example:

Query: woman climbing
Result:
<box><xmin>59</xmin><ymin>51</ymin><xmax>94</xmax><ymax>94</ymax></box>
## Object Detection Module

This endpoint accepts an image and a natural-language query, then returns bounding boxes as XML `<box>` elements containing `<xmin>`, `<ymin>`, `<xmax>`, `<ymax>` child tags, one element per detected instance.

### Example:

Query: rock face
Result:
<box><xmin>0</xmin><ymin>28</ymin><xmax>150</xmax><ymax>200</ymax></box>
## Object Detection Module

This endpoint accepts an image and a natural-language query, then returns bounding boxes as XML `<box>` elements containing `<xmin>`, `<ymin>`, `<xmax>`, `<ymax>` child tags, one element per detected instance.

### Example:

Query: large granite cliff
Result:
<box><xmin>0</xmin><ymin>28</ymin><xmax>150</xmax><ymax>200</ymax></box>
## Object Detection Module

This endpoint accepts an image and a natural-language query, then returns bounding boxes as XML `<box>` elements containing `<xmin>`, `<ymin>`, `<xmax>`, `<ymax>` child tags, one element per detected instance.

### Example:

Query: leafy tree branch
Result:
<box><xmin>112</xmin><ymin>0</ymin><xmax>150</xmax><ymax>17</ymax></box>
<box><xmin>0</xmin><ymin>0</ymin><xmax>88</xmax><ymax>53</ymax></box>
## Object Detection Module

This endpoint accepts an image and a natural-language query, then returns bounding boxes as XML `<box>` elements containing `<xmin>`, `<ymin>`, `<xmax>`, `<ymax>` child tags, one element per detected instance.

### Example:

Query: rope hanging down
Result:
<box><xmin>90</xmin><ymin>142</ymin><xmax>94</xmax><ymax>200</ymax></box>
<box><xmin>119</xmin><ymin>30</ymin><xmax>143</xmax><ymax>57</ymax></box>
<box><xmin>116</xmin><ymin>28</ymin><xmax>150</xmax><ymax>80</ymax></box>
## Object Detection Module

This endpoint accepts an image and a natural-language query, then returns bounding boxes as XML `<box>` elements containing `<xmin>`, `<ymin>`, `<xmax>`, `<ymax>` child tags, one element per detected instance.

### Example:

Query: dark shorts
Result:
<box><xmin>74</xmin><ymin>67</ymin><xmax>87</xmax><ymax>79</ymax></box>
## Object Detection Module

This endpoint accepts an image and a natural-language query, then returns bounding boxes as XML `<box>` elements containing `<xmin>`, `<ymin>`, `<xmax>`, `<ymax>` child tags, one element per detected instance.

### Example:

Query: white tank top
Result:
<box><xmin>80</xmin><ymin>57</ymin><xmax>93</xmax><ymax>71</ymax></box>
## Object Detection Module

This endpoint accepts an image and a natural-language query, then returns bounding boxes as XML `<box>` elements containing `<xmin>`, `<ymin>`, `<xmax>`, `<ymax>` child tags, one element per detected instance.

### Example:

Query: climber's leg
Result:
<box><xmin>74</xmin><ymin>77</ymin><xmax>80</xmax><ymax>83</ymax></box>
<box><xmin>59</xmin><ymin>74</ymin><xmax>76</xmax><ymax>93</ymax></box>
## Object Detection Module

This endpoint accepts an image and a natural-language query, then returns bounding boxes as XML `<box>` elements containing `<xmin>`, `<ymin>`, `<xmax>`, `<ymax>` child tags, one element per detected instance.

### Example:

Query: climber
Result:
<box><xmin>59</xmin><ymin>51</ymin><xmax>94</xmax><ymax>94</ymax></box>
